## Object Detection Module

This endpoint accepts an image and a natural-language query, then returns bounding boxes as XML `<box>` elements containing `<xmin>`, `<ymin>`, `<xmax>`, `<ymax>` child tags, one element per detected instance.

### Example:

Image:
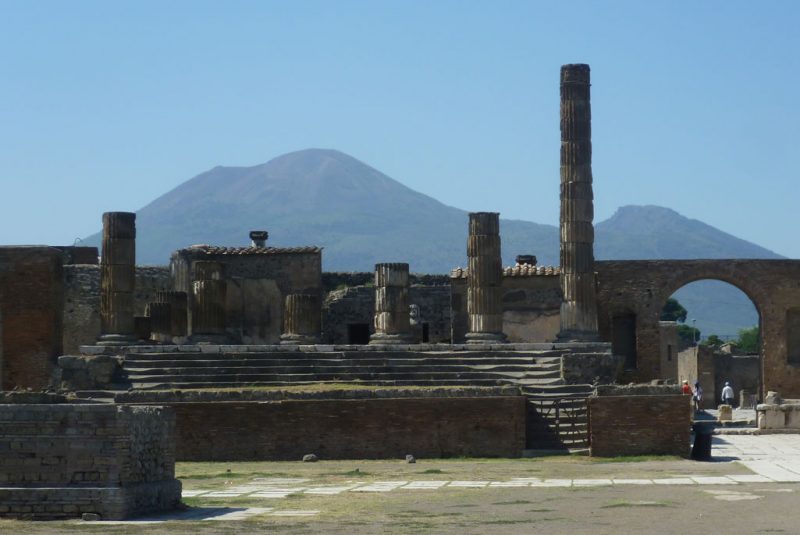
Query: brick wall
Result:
<box><xmin>62</xmin><ymin>265</ymin><xmax>171</xmax><ymax>353</ymax></box>
<box><xmin>450</xmin><ymin>275</ymin><xmax>561</xmax><ymax>343</ymax></box>
<box><xmin>0</xmin><ymin>403</ymin><xmax>181</xmax><ymax>519</ymax></box>
<box><xmin>596</xmin><ymin>259</ymin><xmax>800</xmax><ymax>396</ymax></box>
<box><xmin>588</xmin><ymin>395</ymin><xmax>691</xmax><ymax>457</ymax></box>
<box><xmin>0</xmin><ymin>247</ymin><xmax>63</xmax><ymax>390</ymax></box>
<box><xmin>167</xmin><ymin>396</ymin><xmax>526</xmax><ymax>461</ymax></box>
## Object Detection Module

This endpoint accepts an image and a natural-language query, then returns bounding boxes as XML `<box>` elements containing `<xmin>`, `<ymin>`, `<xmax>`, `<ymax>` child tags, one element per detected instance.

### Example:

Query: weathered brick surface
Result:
<box><xmin>588</xmin><ymin>395</ymin><xmax>691</xmax><ymax>457</ymax></box>
<box><xmin>0</xmin><ymin>404</ymin><xmax>181</xmax><ymax>519</ymax></box>
<box><xmin>0</xmin><ymin>247</ymin><xmax>63</xmax><ymax>390</ymax></box>
<box><xmin>167</xmin><ymin>396</ymin><xmax>526</xmax><ymax>461</ymax></box>
<box><xmin>596</xmin><ymin>260</ymin><xmax>800</xmax><ymax>397</ymax></box>
<box><xmin>62</xmin><ymin>265</ymin><xmax>171</xmax><ymax>353</ymax></box>
<box><xmin>450</xmin><ymin>275</ymin><xmax>561</xmax><ymax>343</ymax></box>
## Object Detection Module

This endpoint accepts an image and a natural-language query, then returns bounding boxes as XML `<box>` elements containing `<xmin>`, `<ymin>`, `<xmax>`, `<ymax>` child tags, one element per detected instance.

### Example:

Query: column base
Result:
<box><xmin>97</xmin><ymin>334</ymin><xmax>140</xmax><ymax>346</ymax></box>
<box><xmin>188</xmin><ymin>333</ymin><xmax>230</xmax><ymax>344</ymax></box>
<box><xmin>369</xmin><ymin>333</ymin><xmax>414</xmax><ymax>345</ymax></box>
<box><xmin>556</xmin><ymin>330</ymin><xmax>601</xmax><ymax>343</ymax></box>
<box><xmin>465</xmin><ymin>332</ymin><xmax>506</xmax><ymax>344</ymax></box>
<box><xmin>280</xmin><ymin>334</ymin><xmax>320</xmax><ymax>345</ymax></box>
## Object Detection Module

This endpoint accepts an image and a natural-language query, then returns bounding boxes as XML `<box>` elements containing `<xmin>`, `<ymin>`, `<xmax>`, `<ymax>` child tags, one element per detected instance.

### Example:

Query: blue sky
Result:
<box><xmin>1</xmin><ymin>1</ymin><xmax>798</xmax><ymax>258</ymax></box>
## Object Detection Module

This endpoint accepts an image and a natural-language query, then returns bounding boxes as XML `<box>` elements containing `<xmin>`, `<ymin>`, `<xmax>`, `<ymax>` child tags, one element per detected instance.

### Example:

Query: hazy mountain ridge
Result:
<box><xmin>84</xmin><ymin>148</ymin><xmax>781</xmax><ymax>336</ymax></box>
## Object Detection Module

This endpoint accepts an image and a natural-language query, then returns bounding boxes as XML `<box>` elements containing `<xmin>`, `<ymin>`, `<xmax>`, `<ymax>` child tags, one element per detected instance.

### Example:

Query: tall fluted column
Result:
<box><xmin>190</xmin><ymin>261</ymin><xmax>228</xmax><ymax>342</ymax></box>
<box><xmin>369</xmin><ymin>263</ymin><xmax>413</xmax><ymax>344</ymax></box>
<box><xmin>466</xmin><ymin>212</ymin><xmax>505</xmax><ymax>343</ymax></box>
<box><xmin>280</xmin><ymin>294</ymin><xmax>321</xmax><ymax>345</ymax></box>
<box><xmin>558</xmin><ymin>63</ymin><xmax>600</xmax><ymax>341</ymax></box>
<box><xmin>98</xmin><ymin>212</ymin><xmax>137</xmax><ymax>345</ymax></box>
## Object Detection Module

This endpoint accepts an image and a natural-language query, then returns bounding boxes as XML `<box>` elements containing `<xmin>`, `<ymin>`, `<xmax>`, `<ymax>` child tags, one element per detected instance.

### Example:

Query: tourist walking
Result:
<box><xmin>681</xmin><ymin>380</ymin><xmax>692</xmax><ymax>395</ymax></box>
<box><xmin>693</xmin><ymin>381</ymin><xmax>703</xmax><ymax>412</ymax></box>
<box><xmin>721</xmin><ymin>381</ymin><xmax>735</xmax><ymax>406</ymax></box>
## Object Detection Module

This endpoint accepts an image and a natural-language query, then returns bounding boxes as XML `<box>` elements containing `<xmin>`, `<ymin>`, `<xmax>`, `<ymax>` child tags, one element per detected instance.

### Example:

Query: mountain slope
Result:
<box><xmin>84</xmin><ymin>148</ymin><xmax>783</xmax><ymax>337</ymax></box>
<box><xmin>86</xmin><ymin>149</ymin><xmax>559</xmax><ymax>272</ymax></box>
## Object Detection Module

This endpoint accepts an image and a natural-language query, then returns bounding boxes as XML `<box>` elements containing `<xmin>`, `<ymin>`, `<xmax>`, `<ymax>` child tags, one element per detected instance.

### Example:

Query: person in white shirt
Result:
<box><xmin>721</xmin><ymin>381</ymin><xmax>735</xmax><ymax>406</ymax></box>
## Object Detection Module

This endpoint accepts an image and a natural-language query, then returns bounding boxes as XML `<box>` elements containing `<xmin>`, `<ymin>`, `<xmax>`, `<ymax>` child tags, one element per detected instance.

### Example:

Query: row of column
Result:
<box><xmin>97</xmin><ymin>210</ymin><xmax>521</xmax><ymax>346</ymax></box>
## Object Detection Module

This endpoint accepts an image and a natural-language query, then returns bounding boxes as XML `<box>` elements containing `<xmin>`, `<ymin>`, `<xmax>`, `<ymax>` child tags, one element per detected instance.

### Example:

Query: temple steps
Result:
<box><xmin>111</xmin><ymin>348</ymin><xmax>594</xmax><ymax>450</ymax></box>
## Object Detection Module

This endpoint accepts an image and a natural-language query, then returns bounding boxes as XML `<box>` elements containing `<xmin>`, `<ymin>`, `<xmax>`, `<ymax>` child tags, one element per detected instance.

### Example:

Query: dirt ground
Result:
<box><xmin>1</xmin><ymin>456</ymin><xmax>797</xmax><ymax>534</ymax></box>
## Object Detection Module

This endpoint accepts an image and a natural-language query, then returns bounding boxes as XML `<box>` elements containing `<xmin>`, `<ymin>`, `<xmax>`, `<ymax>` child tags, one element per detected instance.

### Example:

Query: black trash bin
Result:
<box><xmin>691</xmin><ymin>422</ymin><xmax>714</xmax><ymax>461</ymax></box>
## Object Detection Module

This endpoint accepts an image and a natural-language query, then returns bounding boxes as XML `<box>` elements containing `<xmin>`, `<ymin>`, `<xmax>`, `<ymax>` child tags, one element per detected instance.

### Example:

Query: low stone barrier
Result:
<box><xmin>133</xmin><ymin>395</ymin><xmax>526</xmax><ymax>461</ymax></box>
<box><xmin>588</xmin><ymin>385</ymin><xmax>691</xmax><ymax>458</ymax></box>
<box><xmin>0</xmin><ymin>403</ymin><xmax>181</xmax><ymax>520</ymax></box>
<box><xmin>757</xmin><ymin>393</ymin><xmax>800</xmax><ymax>431</ymax></box>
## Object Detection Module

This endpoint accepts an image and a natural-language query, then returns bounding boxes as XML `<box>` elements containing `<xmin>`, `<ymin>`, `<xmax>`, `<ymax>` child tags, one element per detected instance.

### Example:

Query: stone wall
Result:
<box><xmin>171</xmin><ymin>249</ymin><xmax>322</xmax><ymax>344</ymax></box>
<box><xmin>323</xmin><ymin>272</ymin><xmax>450</xmax><ymax>291</ymax></box>
<box><xmin>63</xmin><ymin>265</ymin><xmax>171</xmax><ymax>353</ymax></box>
<box><xmin>588</xmin><ymin>394</ymin><xmax>691</xmax><ymax>457</ymax></box>
<box><xmin>595</xmin><ymin>259</ymin><xmax>800</xmax><ymax>396</ymax></box>
<box><xmin>166</xmin><ymin>396</ymin><xmax>526</xmax><ymax>461</ymax></box>
<box><xmin>0</xmin><ymin>403</ymin><xmax>181</xmax><ymax>519</ymax></box>
<box><xmin>322</xmin><ymin>285</ymin><xmax>451</xmax><ymax>344</ymax></box>
<box><xmin>450</xmin><ymin>275</ymin><xmax>561</xmax><ymax>343</ymax></box>
<box><xmin>0</xmin><ymin>247</ymin><xmax>63</xmax><ymax>390</ymax></box>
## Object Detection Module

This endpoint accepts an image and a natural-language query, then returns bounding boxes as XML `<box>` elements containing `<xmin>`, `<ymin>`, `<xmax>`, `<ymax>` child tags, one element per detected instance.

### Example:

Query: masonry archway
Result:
<box><xmin>595</xmin><ymin>260</ymin><xmax>800</xmax><ymax>397</ymax></box>
<box><xmin>661</xmin><ymin>279</ymin><xmax>762</xmax><ymax>405</ymax></box>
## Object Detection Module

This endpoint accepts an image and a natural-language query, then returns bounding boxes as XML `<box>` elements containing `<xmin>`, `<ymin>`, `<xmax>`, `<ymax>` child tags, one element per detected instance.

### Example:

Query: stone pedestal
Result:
<box><xmin>147</xmin><ymin>302</ymin><xmax>172</xmax><ymax>343</ymax></box>
<box><xmin>281</xmin><ymin>294</ymin><xmax>321</xmax><ymax>345</ymax></box>
<box><xmin>190</xmin><ymin>262</ymin><xmax>228</xmax><ymax>343</ymax></box>
<box><xmin>157</xmin><ymin>291</ymin><xmax>188</xmax><ymax>338</ymax></box>
<box><xmin>717</xmin><ymin>404</ymin><xmax>733</xmax><ymax>422</ymax></box>
<box><xmin>558</xmin><ymin>64</ymin><xmax>600</xmax><ymax>342</ymax></box>
<box><xmin>465</xmin><ymin>212</ymin><xmax>505</xmax><ymax>344</ymax></box>
<box><xmin>98</xmin><ymin>212</ymin><xmax>138</xmax><ymax>346</ymax></box>
<box><xmin>370</xmin><ymin>263</ymin><xmax>413</xmax><ymax>344</ymax></box>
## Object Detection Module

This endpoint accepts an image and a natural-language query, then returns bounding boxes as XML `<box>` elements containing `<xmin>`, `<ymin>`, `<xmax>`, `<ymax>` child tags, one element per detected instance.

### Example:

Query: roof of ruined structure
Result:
<box><xmin>176</xmin><ymin>244</ymin><xmax>322</xmax><ymax>256</ymax></box>
<box><xmin>449</xmin><ymin>264</ymin><xmax>560</xmax><ymax>279</ymax></box>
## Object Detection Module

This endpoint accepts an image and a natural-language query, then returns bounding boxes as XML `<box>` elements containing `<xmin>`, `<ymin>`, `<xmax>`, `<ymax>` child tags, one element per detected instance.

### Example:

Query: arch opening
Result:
<box><xmin>659</xmin><ymin>279</ymin><xmax>761</xmax><ymax>409</ymax></box>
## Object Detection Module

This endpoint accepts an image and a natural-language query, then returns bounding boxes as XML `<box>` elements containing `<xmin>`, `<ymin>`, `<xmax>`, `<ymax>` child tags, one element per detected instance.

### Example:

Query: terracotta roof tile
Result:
<box><xmin>178</xmin><ymin>244</ymin><xmax>322</xmax><ymax>256</ymax></box>
<box><xmin>449</xmin><ymin>265</ymin><xmax>560</xmax><ymax>279</ymax></box>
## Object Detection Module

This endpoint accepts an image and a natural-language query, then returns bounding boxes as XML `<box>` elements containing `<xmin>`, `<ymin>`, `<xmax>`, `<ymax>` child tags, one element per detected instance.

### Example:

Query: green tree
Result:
<box><xmin>661</xmin><ymin>298</ymin><xmax>688</xmax><ymax>323</ymax></box>
<box><xmin>702</xmin><ymin>334</ymin><xmax>724</xmax><ymax>349</ymax></box>
<box><xmin>735</xmin><ymin>326</ymin><xmax>760</xmax><ymax>353</ymax></box>
<box><xmin>677</xmin><ymin>324</ymin><xmax>700</xmax><ymax>346</ymax></box>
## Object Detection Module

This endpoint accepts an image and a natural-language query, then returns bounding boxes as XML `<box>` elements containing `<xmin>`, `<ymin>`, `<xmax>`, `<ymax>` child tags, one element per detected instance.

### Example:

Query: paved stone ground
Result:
<box><xmin>82</xmin><ymin>434</ymin><xmax>800</xmax><ymax>527</ymax></box>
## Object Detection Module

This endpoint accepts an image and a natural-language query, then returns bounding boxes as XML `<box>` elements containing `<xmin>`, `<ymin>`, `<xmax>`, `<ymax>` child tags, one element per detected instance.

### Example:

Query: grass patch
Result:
<box><xmin>591</xmin><ymin>455</ymin><xmax>682</xmax><ymax>463</ymax></box>
<box><xmin>601</xmin><ymin>500</ymin><xmax>673</xmax><ymax>508</ymax></box>
<box><xmin>492</xmin><ymin>500</ymin><xmax>533</xmax><ymax>505</ymax></box>
<box><xmin>327</xmin><ymin>469</ymin><xmax>369</xmax><ymax>476</ymax></box>
<box><xmin>419</xmin><ymin>468</ymin><xmax>445</xmax><ymax>474</ymax></box>
<box><xmin>527</xmin><ymin>508</ymin><xmax>555</xmax><ymax>513</ymax></box>
<box><xmin>480</xmin><ymin>519</ymin><xmax>530</xmax><ymax>525</ymax></box>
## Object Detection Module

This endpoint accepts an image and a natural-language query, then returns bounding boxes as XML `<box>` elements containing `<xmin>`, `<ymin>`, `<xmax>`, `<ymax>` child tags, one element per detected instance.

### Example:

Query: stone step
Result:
<box><xmin>129</xmin><ymin>378</ymin><xmax>515</xmax><ymax>390</ymax></box>
<box><xmin>122</xmin><ymin>352</ymin><xmax>558</xmax><ymax>365</ymax></box>
<box><xmin>124</xmin><ymin>371</ymin><xmax>559</xmax><ymax>384</ymax></box>
<box><xmin>122</xmin><ymin>360</ymin><xmax>560</xmax><ymax>374</ymax></box>
<box><xmin>123</xmin><ymin>365</ymin><xmax>561</xmax><ymax>380</ymax></box>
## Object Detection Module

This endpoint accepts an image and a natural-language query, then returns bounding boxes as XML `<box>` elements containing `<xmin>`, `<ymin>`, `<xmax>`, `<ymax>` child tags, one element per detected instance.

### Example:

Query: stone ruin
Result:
<box><xmin>2</xmin><ymin>63</ymin><xmax>800</xmax><ymax>519</ymax></box>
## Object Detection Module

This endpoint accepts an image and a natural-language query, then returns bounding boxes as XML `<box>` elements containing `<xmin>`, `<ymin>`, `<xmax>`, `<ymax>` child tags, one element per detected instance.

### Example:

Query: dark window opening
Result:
<box><xmin>667</xmin><ymin>344</ymin><xmax>673</xmax><ymax>362</ymax></box>
<box><xmin>347</xmin><ymin>323</ymin><xmax>371</xmax><ymax>345</ymax></box>
<box><xmin>612</xmin><ymin>313</ymin><xmax>637</xmax><ymax>370</ymax></box>
<box><xmin>422</xmin><ymin>323</ymin><xmax>430</xmax><ymax>343</ymax></box>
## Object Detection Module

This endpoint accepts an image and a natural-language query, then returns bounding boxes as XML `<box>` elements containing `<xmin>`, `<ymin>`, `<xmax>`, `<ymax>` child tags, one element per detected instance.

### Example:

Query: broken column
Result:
<box><xmin>98</xmin><ymin>212</ymin><xmax>138</xmax><ymax>345</ymax></box>
<box><xmin>147</xmin><ymin>302</ymin><xmax>172</xmax><ymax>343</ymax></box>
<box><xmin>369</xmin><ymin>263</ymin><xmax>413</xmax><ymax>344</ymax></box>
<box><xmin>558</xmin><ymin>63</ymin><xmax>600</xmax><ymax>341</ymax></box>
<box><xmin>190</xmin><ymin>261</ymin><xmax>227</xmax><ymax>342</ymax></box>
<box><xmin>280</xmin><ymin>294</ymin><xmax>321</xmax><ymax>345</ymax></box>
<box><xmin>157</xmin><ymin>290</ymin><xmax>188</xmax><ymax>339</ymax></box>
<box><xmin>465</xmin><ymin>212</ymin><xmax>505</xmax><ymax>344</ymax></box>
